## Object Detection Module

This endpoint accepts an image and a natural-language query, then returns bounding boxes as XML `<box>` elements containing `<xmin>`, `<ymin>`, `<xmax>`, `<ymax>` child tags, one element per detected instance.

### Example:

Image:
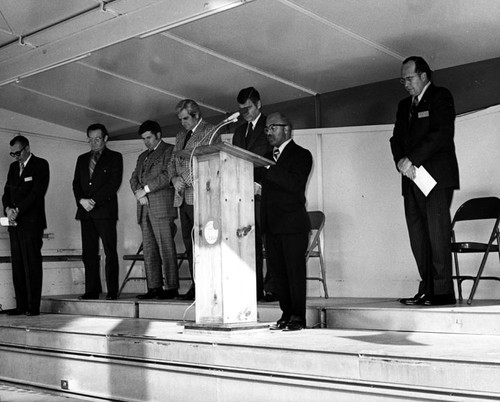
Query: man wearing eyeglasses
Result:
<box><xmin>390</xmin><ymin>56</ymin><xmax>459</xmax><ymax>307</ymax></box>
<box><xmin>2</xmin><ymin>135</ymin><xmax>49</xmax><ymax>316</ymax></box>
<box><xmin>258</xmin><ymin>112</ymin><xmax>312</xmax><ymax>331</ymax></box>
<box><xmin>72</xmin><ymin>123</ymin><xmax>123</xmax><ymax>300</ymax></box>
<box><xmin>232</xmin><ymin>87</ymin><xmax>277</xmax><ymax>302</ymax></box>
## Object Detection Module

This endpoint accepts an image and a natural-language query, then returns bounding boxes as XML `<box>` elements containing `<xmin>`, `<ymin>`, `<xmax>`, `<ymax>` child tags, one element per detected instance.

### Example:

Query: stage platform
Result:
<box><xmin>1</xmin><ymin>296</ymin><xmax>500</xmax><ymax>401</ymax></box>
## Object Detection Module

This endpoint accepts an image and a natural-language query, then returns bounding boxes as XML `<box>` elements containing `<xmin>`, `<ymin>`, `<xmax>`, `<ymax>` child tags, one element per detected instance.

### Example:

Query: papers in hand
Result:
<box><xmin>413</xmin><ymin>166</ymin><xmax>436</xmax><ymax>196</ymax></box>
<box><xmin>0</xmin><ymin>217</ymin><xmax>14</xmax><ymax>226</ymax></box>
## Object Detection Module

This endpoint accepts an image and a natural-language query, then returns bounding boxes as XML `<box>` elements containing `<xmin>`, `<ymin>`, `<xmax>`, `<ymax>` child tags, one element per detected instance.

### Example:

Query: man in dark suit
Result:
<box><xmin>73</xmin><ymin>123</ymin><xmax>123</xmax><ymax>300</ymax></box>
<box><xmin>167</xmin><ymin>99</ymin><xmax>220</xmax><ymax>300</ymax></box>
<box><xmin>259</xmin><ymin>112</ymin><xmax>312</xmax><ymax>331</ymax></box>
<box><xmin>232</xmin><ymin>87</ymin><xmax>276</xmax><ymax>302</ymax></box>
<box><xmin>390</xmin><ymin>56</ymin><xmax>459</xmax><ymax>306</ymax></box>
<box><xmin>130</xmin><ymin>120</ymin><xmax>178</xmax><ymax>299</ymax></box>
<box><xmin>2</xmin><ymin>135</ymin><xmax>49</xmax><ymax>316</ymax></box>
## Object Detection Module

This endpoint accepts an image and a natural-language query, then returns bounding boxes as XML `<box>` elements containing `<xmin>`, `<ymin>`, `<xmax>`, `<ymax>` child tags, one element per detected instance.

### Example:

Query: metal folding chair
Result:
<box><xmin>451</xmin><ymin>197</ymin><xmax>500</xmax><ymax>304</ymax></box>
<box><xmin>306</xmin><ymin>211</ymin><xmax>329</xmax><ymax>298</ymax></box>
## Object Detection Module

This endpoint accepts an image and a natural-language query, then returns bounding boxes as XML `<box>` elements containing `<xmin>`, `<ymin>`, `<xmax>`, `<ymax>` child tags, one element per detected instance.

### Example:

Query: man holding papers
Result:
<box><xmin>390</xmin><ymin>56</ymin><xmax>459</xmax><ymax>306</ymax></box>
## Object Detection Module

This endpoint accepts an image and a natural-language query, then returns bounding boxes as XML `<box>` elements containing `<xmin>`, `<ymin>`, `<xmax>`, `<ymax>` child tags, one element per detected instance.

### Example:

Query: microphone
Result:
<box><xmin>222</xmin><ymin>111</ymin><xmax>240</xmax><ymax>124</ymax></box>
<box><xmin>222</xmin><ymin>106</ymin><xmax>249</xmax><ymax>124</ymax></box>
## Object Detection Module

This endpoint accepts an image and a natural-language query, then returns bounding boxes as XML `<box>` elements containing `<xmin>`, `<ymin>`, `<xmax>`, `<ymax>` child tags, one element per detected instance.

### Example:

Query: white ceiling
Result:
<box><xmin>0</xmin><ymin>0</ymin><xmax>499</xmax><ymax>138</ymax></box>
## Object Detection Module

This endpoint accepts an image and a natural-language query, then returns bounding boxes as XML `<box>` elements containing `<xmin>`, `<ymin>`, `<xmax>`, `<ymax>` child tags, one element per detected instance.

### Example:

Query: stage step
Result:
<box><xmin>324</xmin><ymin>298</ymin><xmax>500</xmax><ymax>335</ymax></box>
<box><xmin>40</xmin><ymin>294</ymin><xmax>323</xmax><ymax>328</ymax></box>
<box><xmin>0</xmin><ymin>314</ymin><xmax>499</xmax><ymax>401</ymax></box>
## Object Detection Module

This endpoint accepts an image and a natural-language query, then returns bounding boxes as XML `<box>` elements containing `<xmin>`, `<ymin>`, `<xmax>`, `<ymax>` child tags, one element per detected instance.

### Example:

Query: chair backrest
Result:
<box><xmin>452</xmin><ymin>197</ymin><xmax>500</xmax><ymax>224</ymax></box>
<box><xmin>306</xmin><ymin>211</ymin><xmax>325</xmax><ymax>257</ymax></box>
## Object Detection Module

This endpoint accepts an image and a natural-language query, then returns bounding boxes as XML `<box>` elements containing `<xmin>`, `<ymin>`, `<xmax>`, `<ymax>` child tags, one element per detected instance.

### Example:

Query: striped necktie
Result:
<box><xmin>19</xmin><ymin>162</ymin><xmax>24</xmax><ymax>177</ymax></box>
<box><xmin>89</xmin><ymin>152</ymin><xmax>98</xmax><ymax>177</ymax></box>
<box><xmin>273</xmin><ymin>148</ymin><xmax>280</xmax><ymax>161</ymax></box>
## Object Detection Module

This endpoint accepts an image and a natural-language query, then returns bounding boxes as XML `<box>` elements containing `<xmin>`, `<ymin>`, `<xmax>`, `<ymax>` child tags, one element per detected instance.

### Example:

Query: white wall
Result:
<box><xmin>1</xmin><ymin>105</ymin><xmax>500</xmax><ymax>309</ymax></box>
<box><xmin>293</xmin><ymin>104</ymin><xmax>500</xmax><ymax>298</ymax></box>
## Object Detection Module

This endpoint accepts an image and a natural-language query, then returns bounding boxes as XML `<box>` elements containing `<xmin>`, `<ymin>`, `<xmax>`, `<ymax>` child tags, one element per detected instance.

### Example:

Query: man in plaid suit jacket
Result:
<box><xmin>167</xmin><ymin>99</ymin><xmax>220</xmax><ymax>300</ymax></box>
<box><xmin>130</xmin><ymin>121</ymin><xmax>178</xmax><ymax>299</ymax></box>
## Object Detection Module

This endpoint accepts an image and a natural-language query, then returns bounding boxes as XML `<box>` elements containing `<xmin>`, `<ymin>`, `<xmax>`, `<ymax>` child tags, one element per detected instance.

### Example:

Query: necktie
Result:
<box><xmin>89</xmin><ymin>152</ymin><xmax>98</xmax><ymax>177</ymax></box>
<box><xmin>245</xmin><ymin>123</ymin><xmax>253</xmax><ymax>148</ymax></box>
<box><xmin>273</xmin><ymin>148</ymin><xmax>280</xmax><ymax>162</ymax></box>
<box><xmin>19</xmin><ymin>162</ymin><xmax>24</xmax><ymax>177</ymax></box>
<box><xmin>183</xmin><ymin>130</ymin><xmax>193</xmax><ymax>149</ymax></box>
<box><xmin>409</xmin><ymin>97</ymin><xmax>419</xmax><ymax>121</ymax></box>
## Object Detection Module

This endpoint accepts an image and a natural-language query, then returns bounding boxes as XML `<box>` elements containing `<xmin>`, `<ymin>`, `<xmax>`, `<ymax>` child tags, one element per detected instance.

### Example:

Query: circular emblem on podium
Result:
<box><xmin>204</xmin><ymin>220</ymin><xmax>219</xmax><ymax>245</ymax></box>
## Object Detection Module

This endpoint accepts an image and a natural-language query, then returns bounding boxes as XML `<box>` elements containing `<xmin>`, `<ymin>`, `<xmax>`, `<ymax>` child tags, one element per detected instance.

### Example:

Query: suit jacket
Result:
<box><xmin>72</xmin><ymin>147</ymin><xmax>123</xmax><ymax>220</ymax></box>
<box><xmin>167</xmin><ymin>119</ymin><xmax>220</xmax><ymax>207</ymax></box>
<box><xmin>260</xmin><ymin>140</ymin><xmax>312</xmax><ymax>235</ymax></box>
<box><xmin>130</xmin><ymin>140</ymin><xmax>177</xmax><ymax>223</ymax></box>
<box><xmin>232</xmin><ymin>114</ymin><xmax>272</xmax><ymax>186</ymax></box>
<box><xmin>390</xmin><ymin>83</ymin><xmax>459</xmax><ymax>196</ymax></box>
<box><xmin>2</xmin><ymin>154</ymin><xmax>50</xmax><ymax>230</ymax></box>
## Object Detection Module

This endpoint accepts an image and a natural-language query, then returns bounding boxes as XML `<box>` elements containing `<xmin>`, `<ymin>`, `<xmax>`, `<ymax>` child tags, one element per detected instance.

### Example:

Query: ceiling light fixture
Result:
<box><xmin>139</xmin><ymin>0</ymin><xmax>252</xmax><ymax>39</ymax></box>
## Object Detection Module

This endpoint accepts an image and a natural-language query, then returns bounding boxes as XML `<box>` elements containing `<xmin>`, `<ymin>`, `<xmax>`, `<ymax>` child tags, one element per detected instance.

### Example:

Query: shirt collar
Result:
<box><xmin>21</xmin><ymin>153</ymin><xmax>32</xmax><ymax>168</ymax></box>
<box><xmin>416</xmin><ymin>81</ymin><xmax>431</xmax><ymax>103</ymax></box>
<box><xmin>250</xmin><ymin>113</ymin><xmax>262</xmax><ymax>129</ymax></box>
<box><xmin>191</xmin><ymin>118</ymin><xmax>203</xmax><ymax>133</ymax></box>
<box><xmin>275</xmin><ymin>138</ymin><xmax>292</xmax><ymax>155</ymax></box>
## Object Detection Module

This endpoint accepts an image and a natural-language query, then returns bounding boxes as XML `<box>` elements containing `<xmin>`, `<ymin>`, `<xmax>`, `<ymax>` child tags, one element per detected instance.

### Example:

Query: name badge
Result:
<box><xmin>418</xmin><ymin>111</ymin><xmax>429</xmax><ymax>118</ymax></box>
<box><xmin>24</xmin><ymin>176</ymin><xmax>33</xmax><ymax>182</ymax></box>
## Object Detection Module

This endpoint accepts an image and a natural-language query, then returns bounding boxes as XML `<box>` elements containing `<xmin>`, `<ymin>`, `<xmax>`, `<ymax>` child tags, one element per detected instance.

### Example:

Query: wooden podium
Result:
<box><xmin>182</xmin><ymin>142</ymin><xmax>273</xmax><ymax>333</ymax></box>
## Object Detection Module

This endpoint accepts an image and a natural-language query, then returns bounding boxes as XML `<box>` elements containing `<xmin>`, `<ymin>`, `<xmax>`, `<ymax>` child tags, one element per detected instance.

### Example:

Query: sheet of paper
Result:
<box><xmin>413</xmin><ymin>166</ymin><xmax>437</xmax><ymax>196</ymax></box>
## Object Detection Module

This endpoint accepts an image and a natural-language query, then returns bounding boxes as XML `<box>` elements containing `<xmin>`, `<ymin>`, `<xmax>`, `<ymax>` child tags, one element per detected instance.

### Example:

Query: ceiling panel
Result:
<box><xmin>0</xmin><ymin>84</ymin><xmax>130</xmax><ymax>134</ymax></box>
<box><xmin>171</xmin><ymin>0</ymin><xmax>401</xmax><ymax>93</ymax></box>
<box><xmin>0</xmin><ymin>0</ymin><xmax>498</xmax><ymax>138</ymax></box>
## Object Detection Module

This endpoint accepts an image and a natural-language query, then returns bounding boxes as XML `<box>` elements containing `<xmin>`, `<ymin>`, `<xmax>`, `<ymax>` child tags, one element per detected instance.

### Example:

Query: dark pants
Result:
<box><xmin>255</xmin><ymin>198</ymin><xmax>275</xmax><ymax>298</ymax></box>
<box><xmin>9</xmin><ymin>226</ymin><xmax>44</xmax><ymax>313</ymax></box>
<box><xmin>266</xmin><ymin>231</ymin><xmax>309</xmax><ymax>325</ymax></box>
<box><xmin>179</xmin><ymin>202</ymin><xmax>194</xmax><ymax>286</ymax></box>
<box><xmin>81</xmin><ymin>218</ymin><xmax>119</xmax><ymax>295</ymax></box>
<box><xmin>404</xmin><ymin>184</ymin><xmax>455</xmax><ymax>296</ymax></box>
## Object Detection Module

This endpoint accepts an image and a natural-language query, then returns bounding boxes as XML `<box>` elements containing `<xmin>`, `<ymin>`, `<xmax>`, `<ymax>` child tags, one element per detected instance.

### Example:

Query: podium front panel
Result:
<box><xmin>193</xmin><ymin>150</ymin><xmax>257</xmax><ymax>324</ymax></box>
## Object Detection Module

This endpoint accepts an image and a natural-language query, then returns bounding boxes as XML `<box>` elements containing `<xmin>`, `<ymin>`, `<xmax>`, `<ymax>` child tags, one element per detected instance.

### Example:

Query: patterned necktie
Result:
<box><xmin>245</xmin><ymin>123</ymin><xmax>253</xmax><ymax>148</ymax></box>
<box><xmin>409</xmin><ymin>97</ymin><xmax>419</xmax><ymax>121</ymax></box>
<box><xmin>273</xmin><ymin>147</ymin><xmax>280</xmax><ymax>162</ymax></box>
<box><xmin>19</xmin><ymin>162</ymin><xmax>24</xmax><ymax>177</ymax></box>
<box><xmin>89</xmin><ymin>152</ymin><xmax>98</xmax><ymax>177</ymax></box>
<box><xmin>183</xmin><ymin>130</ymin><xmax>193</xmax><ymax>149</ymax></box>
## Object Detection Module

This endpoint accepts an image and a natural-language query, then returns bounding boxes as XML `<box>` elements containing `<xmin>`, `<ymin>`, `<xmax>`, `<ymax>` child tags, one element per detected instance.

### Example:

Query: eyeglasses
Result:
<box><xmin>10</xmin><ymin>145</ymin><xmax>27</xmax><ymax>158</ymax></box>
<box><xmin>399</xmin><ymin>74</ymin><xmax>420</xmax><ymax>85</ymax></box>
<box><xmin>264</xmin><ymin>124</ymin><xmax>287</xmax><ymax>134</ymax></box>
<box><xmin>88</xmin><ymin>137</ymin><xmax>104</xmax><ymax>143</ymax></box>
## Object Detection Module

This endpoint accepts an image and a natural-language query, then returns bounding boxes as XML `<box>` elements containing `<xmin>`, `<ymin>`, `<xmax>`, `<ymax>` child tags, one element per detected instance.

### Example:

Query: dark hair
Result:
<box><xmin>138</xmin><ymin>120</ymin><xmax>161</xmax><ymax>136</ymax></box>
<box><xmin>10</xmin><ymin>135</ymin><xmax>29</xmax><ymax>148</ymax></box>
<box><xmin>87</xmin><ymin>123</ymin><xmax>109</xmax><ymax>138</ymax></box>
<box><xmin>237</xmin><ymin>87</ymin><xmax>260</xmax><ymax>105</ymax></box>
<box><xmin>175</xmin><ymin>99</ymin><xmax>201</xmax><ymax>119</ymax></box>
<box><xmin>403</xmin><ymin>56</ymin><xmax>433</xmax><ymax>80</ymax></box>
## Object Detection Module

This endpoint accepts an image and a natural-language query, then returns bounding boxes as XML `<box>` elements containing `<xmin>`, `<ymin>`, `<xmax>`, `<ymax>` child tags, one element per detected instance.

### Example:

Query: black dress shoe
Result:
<box><xmin>6</xmin><ymin>308</ymin><xmax>24</xmax><ymax>316</ymax></box>
<box><xmin>270</xmin><ymin>318</ymin><xmax>289</xmax><ymax>330</ymax></box>
<box><xmin>176</xmin><ymin>287</ymin><xmax>195</xmax><ymax>300</ymax></box>
<box><xmin>26</xmin><ymin>310</ymin><xmax>40</xmax><ymax>316</ymax></box>
<box><xmin>423</xmin><ymin>294</ymin><xmax>456</xmax><ymax>306</ymax></box>
<box><xmin>283</xmin><ymin>321</ymin><xmax>304</xmax><ymax>331</ymax></box>
<box><xmin>106</xmin><ymin>293</ymin><xmax>118</xmax><ymax>300</ymax></box>
<box><xmin>137</xmin><ymin>288</ymin><xmax>163</xmax><ymax>300</ymax></box>
<box><xmin>78</xmin><ymin>293</ymin><xmax>99</xmax><ymax>300</ymax></box>
<box><xmin>157</xmin><ymin>288</ymin><xmax>179</xmax><ymax>299</ymax></box>
<box><xmin>399</xmin><ymin>293</ymin><xmax>427</xmax><ymax>305</ymax></box>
